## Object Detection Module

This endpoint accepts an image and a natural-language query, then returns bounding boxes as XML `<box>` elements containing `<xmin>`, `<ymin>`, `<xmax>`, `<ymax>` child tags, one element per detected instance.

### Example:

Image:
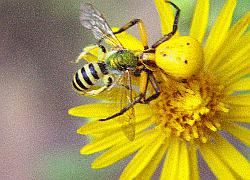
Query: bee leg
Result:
<box><xmin>97</xmin><ymin>44</ymin><xmax>107</xmax><ymax>62</ymax></box>
<box><xmin>74</xmin><ymin>44</ymin><xmax>106</xmax><ymax>63</ymax></box>
<box><xmin>151</xmin><ymin>1</ymin><xmax>180</xmax><ymax>48</ymax></box>
<box><xmin>86</xmin><ymin>86</ymin><xmax>107</xmax><ymax>96</ymax></box>
<box><xmin>74</xmin><ymin>44</ymin><xmax>99</xmax><ymax>63</ymax></box>
<box><xmin>113</xmin><ymin>19</ymin><xmax>149</xmax><ymax>50</ymax></box>
<box><xmin>86</xmin><ymin>74</ymin><xmax>114</xmax><ymax>95</ymax></box>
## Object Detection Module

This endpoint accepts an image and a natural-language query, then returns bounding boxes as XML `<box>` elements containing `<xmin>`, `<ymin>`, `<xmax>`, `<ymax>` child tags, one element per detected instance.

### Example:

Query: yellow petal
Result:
<box><xmin>177</xmin><ymin>141</ymin><xmax>190</xmax><ymax>180</ymax></box>
<box><xmin>223</xmin><ymin>65</ymin><xmax>250</xmax><ymax>86</ymax></box>
<box><xmin>220</xmin><ymin>56</ymin><xmax>250</xmax><ymax>78</ymax></box>
<box><xmin>212</xmin><ymin>133</ymin><xmax>250</xmax><ymax>179</ymax></box>
<box><xmin>199</xmin><ymin>142</ymin><xmax>235</xmax><ymax>179</ymax></box>
<box><xmin>80</xmin><ymin>130</ymin><xmax>125</xmax><ymax>155</ymax></box>
<box><xmin>68</xmin><ymin>103</ymin><xmax>121</xmax><ymax>118</ymax></box>
<box><xmin>209</xmin><ymin>12</ymin><xmax>250</xmax><ymax>71</ymax></box>
<box><xmin>77</xmin><ymin>119</ymin><xmax>120</xmax><ymax>135</ymax></box>
<box><xmin>204</xmin><ymin>0</ymin><xmax>237</xmax><ymax>67</ymax></box>
<box><xmin>210</xmin><ymin>31</ymin><xmax>250</xmax><ymax>75</ymax></box>
<box><xmin>154</xmin><ymin>0</ymin><xmax>180</xmax><ymax>36</ymax></box>
<box><xmin>91</xmin><ymin>128</ymin><xmax>159</xmax><ymax>169</ymax></box>
<box><xmin>160</xmin><ymin>137</ymin><xmax>180</xmax><ymax>180</ymax></box>
<box><xmin>189</xmin><ymin>142</ymin><xmax>199</xmax><ymax>180</ymax></box>
<box><xmin>221</xmin><ymin>106</ymin><xmax>250</xmax><ymax>123</ymax></box>
<box><xmin>225</xmin><ymin>77</ymin><xmax>250</xmax><ymax>94</ymax></box>
<box><xmin>190</xmin><ymin>0</ymin><xmax>209</xmax><ymax>43</ymax></box>
<box><xmin>69</xmin><ymin>103</ymin><xmax>151</xmax><ymax>119</ymax></box>
<box><xmin>77</xmin><ymin>107</ymin><xmax>151</xmax><ymax>136</ymax></box>
<box><xmin>224</xmin><ymin>94</ymin><xmax>250</xmax><ymax>106</ymax></box>
<box><xmin>120</xmin><ymin>132</ymin><xmax>166</xmax><ymax>179</ymax></box>
<box><xmin>222</xmin><ymin>122</ymin><xmax>250</xmax><ymax>147</ymax></box>
<box><xmin>81</xmin><ymin>118</ymin><xmax>152</xmax><ymax>155</ymax></box>
<box><xmin>135</xmin><ymin>139</ymin><xmax>170</xmax><ymax>180</ymax></box>
<box><xmin>111</xmin><ymin>27</ymin><xmax>144</xmax><ymax>50</ymax></box>
<box><xmin>224</xmin><ymin>11</ymin><xmax>250</xmax><ymax>43</ymax></box>
<box><xmin>215</xmin><ymin>37</ymin><xmax>250</xmax><ymax>78</ymax></box>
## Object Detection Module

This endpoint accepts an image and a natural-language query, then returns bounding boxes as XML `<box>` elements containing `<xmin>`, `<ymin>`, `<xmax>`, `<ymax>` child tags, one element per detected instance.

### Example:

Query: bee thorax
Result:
<box><xmin>105</xmin><ymin>50</ymin><xmax>138</xmax><ymax>71</ymax></box>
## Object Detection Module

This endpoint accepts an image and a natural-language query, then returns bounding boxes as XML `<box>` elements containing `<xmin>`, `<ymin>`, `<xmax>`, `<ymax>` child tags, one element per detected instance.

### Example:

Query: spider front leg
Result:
<box><xmin>113</xmin><ymin>19</ymin><xmax>149</xmax><ymax>50</ymax></box>
<box><xmin>138</xmin><ymin>70</ymin><xmax>160</xmax><ymax>103</ymax></box>
<box><xmin>151</xmin><ymin>1</ymin><xmax>180</xmax><ymax>48</ymax></box>
<box><xmin>99</xmin><ymin>94</ymin><xmax>143</xmax><ymax>121</ymax></box>
<box><xmin>143</xmin><ymin>71</ymin><xmax>160</xmax><ymax>103</ymax></box>
<box><xmin>99</xmin><ymin>70</ymin><xmax>160</xmax><ymax>121</ymax></box>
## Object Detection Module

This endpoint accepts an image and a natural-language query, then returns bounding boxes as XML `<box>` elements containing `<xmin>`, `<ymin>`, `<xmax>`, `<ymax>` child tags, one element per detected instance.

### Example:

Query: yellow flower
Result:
<box><xmin>69</xmin><ymin>0</ymin><xmax>250</xmax><ymax>179</ymax></box>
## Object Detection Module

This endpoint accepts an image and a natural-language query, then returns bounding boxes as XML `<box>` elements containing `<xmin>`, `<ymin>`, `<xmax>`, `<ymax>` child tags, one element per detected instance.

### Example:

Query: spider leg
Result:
<box><xmin>151</xmin><ymin>1</ymin><xmax>180</xmax><ymax>48</ymax></box>
<box><xmin>99</xmin><ymin>94</ymin><xmax>143</xmax><ymax>121</ymax></box>
<box><xmin>99</xmin><ymin>70</ymin><xmax>160</xmax><ymax>121</ymax></box>
<box><xmin>113</xmin><ymin>19</ymin><xmax>149</xmax><ymax>49</ymax></box>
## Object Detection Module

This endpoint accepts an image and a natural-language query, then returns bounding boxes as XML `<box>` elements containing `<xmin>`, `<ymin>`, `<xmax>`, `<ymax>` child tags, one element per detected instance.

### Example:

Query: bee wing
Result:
<box><xmin>116</xmin><ymin>71</ymin><xmax>136</xmax><ymax>141</ymax></box>
<box><xmin>80</xmin><ymin>3</ymin><xmax>123</xmax><ymax>48</ymax></box>
<box><xmin>120</xmin><ymin>113</ymin><xmax>136</xmax><ymax>141</ymax></box>
<box><xmin>84</xmin><ymin>72</ymin><xmax>137</xmax><ymax>141</ymax></box>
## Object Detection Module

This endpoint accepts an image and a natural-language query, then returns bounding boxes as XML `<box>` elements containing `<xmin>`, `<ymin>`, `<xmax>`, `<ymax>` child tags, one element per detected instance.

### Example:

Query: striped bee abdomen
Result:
<box><xmin>72</xmin><ymin>62</ymin><xmax>108</xmax><ymax>94</ymax></box>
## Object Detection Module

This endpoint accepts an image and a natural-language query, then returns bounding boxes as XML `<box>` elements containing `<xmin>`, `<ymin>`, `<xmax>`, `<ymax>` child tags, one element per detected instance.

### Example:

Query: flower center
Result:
<box><xmin>151</xmin><ymin>74</ymin><xmax>229</xmax><ymax>143</ymax></box>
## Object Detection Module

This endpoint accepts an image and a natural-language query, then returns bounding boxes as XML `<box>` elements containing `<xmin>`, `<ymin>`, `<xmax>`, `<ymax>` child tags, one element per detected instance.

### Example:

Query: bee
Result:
<box><xmin>73</xmin><ymin>1</ymin><xmax>204</xmax><ymax>140</ymax></box>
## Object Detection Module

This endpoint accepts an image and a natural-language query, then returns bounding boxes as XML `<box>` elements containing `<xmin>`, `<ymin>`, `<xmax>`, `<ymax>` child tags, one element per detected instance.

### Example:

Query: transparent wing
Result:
<box><xmin>116</xmin><ymin>71</ymin><xmax>136</xmax><ymax>141</ymax></box>
<box><xmin>80</xmin><ymin>3</ymin><xmax>123</xmax><ymax>48</ymax></box>
<box><xmin>85</xmin><ymin>72</ymin><xmax>137</xmax><ymax>141</ymax></box>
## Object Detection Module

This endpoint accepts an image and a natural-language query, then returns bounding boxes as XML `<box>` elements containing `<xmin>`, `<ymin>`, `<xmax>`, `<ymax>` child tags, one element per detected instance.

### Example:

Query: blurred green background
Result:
<box><xmin>0</xmin><ymin>0</ymin><xmax>249</xmax><ymax>179</ymax></box>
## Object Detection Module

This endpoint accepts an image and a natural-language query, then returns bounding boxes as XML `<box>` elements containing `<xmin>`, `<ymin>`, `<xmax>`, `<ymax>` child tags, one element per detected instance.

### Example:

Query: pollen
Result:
<box><xmin>151</xmin><ymin>74</ymin><xmax>229</xmax><ymax>143</ymax></box>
